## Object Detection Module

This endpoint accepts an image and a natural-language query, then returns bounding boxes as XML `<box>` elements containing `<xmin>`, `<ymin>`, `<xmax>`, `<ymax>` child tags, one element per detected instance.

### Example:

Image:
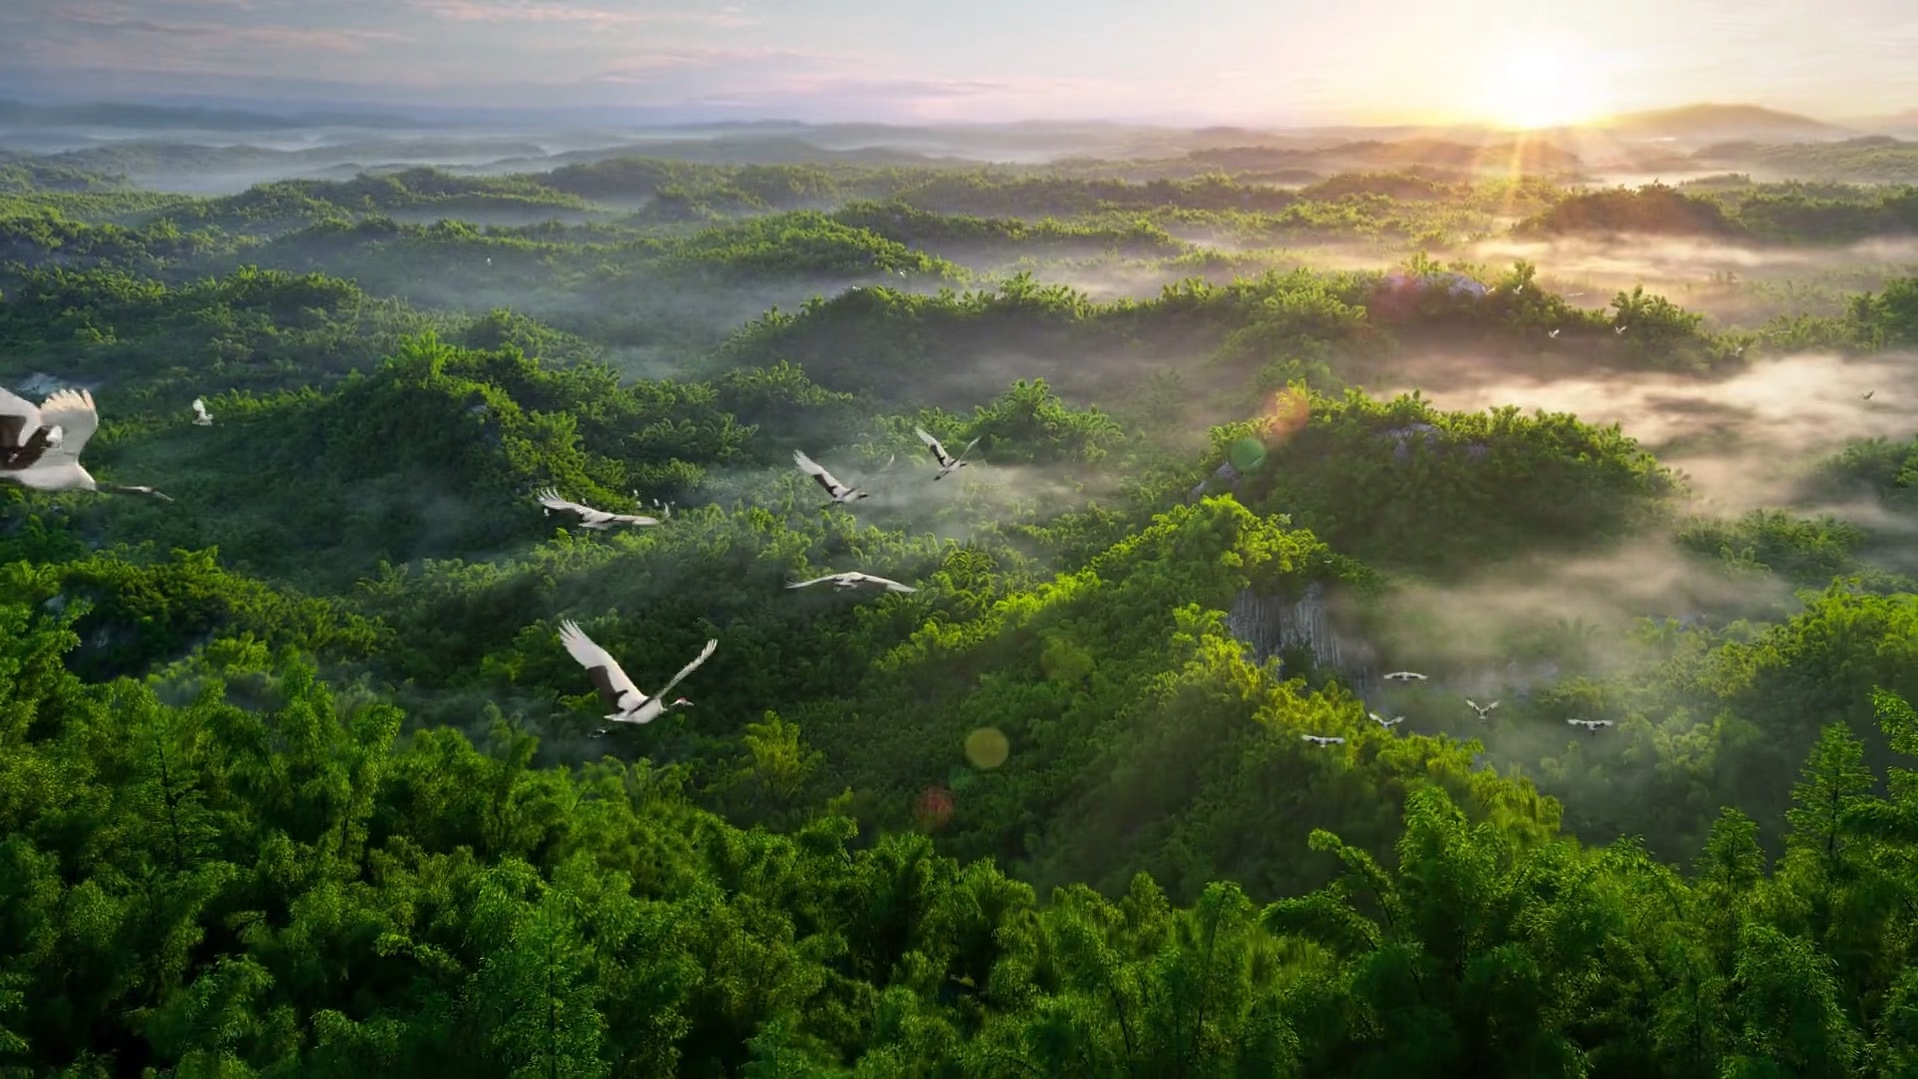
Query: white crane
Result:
<box><xmin>1382</xmin><ymin>671</ymin><xmax>1428</xmax><ymax>682</ymax></box>
<box><xmin>787</xmin><ymin>571</ymin><xmax>917</xmax><ymax>594</ymax></box>
<box><xmin>1548</xmin><ymin>328</ymin><xmax>1561</xmax><ymax>339</ymax></box>
<box><xmin>190</xmin><ymin>398</ymin><xmax>212</xmax><ymax>426</ymax></box>
<box><xmin>1302</xmin><ymin>734</ymin><xmax>1345</xmax><ymax>746</ymax></box>
<box><xmin>1369</xmin><ymin>712</ymin><xmax>1405</xmax><ymax>730</ymax></box>
<box><xmin>0</xmin><ymin>387</ymin><xmax>174</xmax><ymax>502</ymax></box>
<box><xmin>1614</xmin><ymin>324</ymin><xmax>1628</xmax><ymax>335</ymax></box>
<box><xmin>557</xmin><ymin>619</ymin><xmax>718</xmax><ymax>731</ymax></box>
<box><xmin>1467</xmin><ymin>699</ymin><xmax>1500</xmax><ymax>722</ymax></box>
<box><xmin>535</xmin><ymin>488</ymin><xmax>660</xmax><ymax>530</ymax></box>
<box><xmin>914</xmin><ymin>425</ymin><xmax>981</xmax><ymax>480</ymax></box>
<box><xmin>793</xmin><ymin>449</ymin><xmax>869</xmax><ymax>505</ymax></box>
<box><xmin>1566</xmin><ymin>718</ymin><xmax>1614</xmax><ymax>735</ymax></box>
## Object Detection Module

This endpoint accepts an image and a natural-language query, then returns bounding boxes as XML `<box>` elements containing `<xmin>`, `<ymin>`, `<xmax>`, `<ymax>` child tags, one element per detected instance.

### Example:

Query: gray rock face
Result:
<box><xmin>1225</xmin><ymin>581</ymin><xmax>1378</xmax><ymax>697</ymax></box>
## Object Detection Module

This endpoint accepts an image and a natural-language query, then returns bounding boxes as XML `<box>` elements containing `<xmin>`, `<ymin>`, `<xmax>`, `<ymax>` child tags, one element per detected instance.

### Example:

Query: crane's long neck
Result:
<box><xmin>99</xmin><ymin>481</ymin><xmax>172</xmax><ymax>502</ymax></box>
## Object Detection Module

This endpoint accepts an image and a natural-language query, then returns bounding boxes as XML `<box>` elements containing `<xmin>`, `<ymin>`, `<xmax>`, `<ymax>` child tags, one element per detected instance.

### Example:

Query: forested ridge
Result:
<box><xmin>4</xmin><ymin>144</ymin><xmax>1918</xmax><ymax>1076</ymax></box>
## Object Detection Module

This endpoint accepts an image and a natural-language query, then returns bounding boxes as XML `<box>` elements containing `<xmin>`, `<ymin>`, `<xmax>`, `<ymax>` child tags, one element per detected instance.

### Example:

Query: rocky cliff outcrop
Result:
<box><xmin>1225</xmin><ymin>581</ymin><xmax>1378</xmax><ymax>697</ymax></box>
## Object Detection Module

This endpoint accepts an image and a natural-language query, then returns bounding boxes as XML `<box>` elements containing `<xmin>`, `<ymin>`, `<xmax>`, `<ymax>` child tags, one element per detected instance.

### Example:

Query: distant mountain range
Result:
<box><xmin>0</xmin><ymin>96</ymin><xmax>1907</xmax><ymax>145</ymax></box>
<box><xmin>1579</xmin><ymin>103</ymin><xmax>1851</xmax><ymax>141</ymax></box>
<box><xmin>5</xmin><ymin>96</ymin><xmax>1918</xmax><ymax>192</ymax></box>
<box><xmin>0</xmin><ymin>99</ymin><xmax>423</xmax><ymax>131</ymax></box>
<box><xmin>1866</xmin><ymin>109</ymin><xmax>1918</xmax><ymax>135</ymax></box>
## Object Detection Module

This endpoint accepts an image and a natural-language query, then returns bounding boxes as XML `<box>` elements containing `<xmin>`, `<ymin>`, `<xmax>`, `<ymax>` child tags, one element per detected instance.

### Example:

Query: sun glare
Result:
<box><xmin>1476</xmin><ymin>46</ymin><xmax>1607</xmax><ymax>130</ymax></box>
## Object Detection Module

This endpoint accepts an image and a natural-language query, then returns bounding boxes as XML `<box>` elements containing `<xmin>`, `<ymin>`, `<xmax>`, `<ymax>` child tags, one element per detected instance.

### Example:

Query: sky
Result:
<box><xmin>1</xmin><ymin>0</ymin><xmax>1915</xmax><ymax>126</ymax></box>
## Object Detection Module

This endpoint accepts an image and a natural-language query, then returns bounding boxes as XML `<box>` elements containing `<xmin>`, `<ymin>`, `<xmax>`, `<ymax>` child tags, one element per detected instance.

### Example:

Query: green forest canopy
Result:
<box><xmin>3</xmin><ymin>152</ymin><xmax>1918</xmax><ymax>1074</ymax></box>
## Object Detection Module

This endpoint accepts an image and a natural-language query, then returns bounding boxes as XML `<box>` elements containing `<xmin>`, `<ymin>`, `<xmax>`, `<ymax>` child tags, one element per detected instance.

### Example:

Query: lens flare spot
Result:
<box><xmin>914</xmin><ymin>785</ymin><xmax>955</xmax><ymax>830</ymax></box>
<box><xmin>1261</xmin><ymin>388</ymin><xmax>1312</xmax><ymax>442</ymax></box>
<box><xmin>965</xmin><ymin>726</ymin><xmax>1010</xmax><ymax>769</ymax></box>
<box><xmin>1227</xmin><ymin>436</ymin><xmax>1266</xmax><ymax>472</ymax></box>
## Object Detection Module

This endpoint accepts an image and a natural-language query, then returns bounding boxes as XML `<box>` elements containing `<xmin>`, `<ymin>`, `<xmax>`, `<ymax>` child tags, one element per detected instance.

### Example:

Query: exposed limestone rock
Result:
<box><xmin>1225</xmin><ymin>581</ymin><xmax>1378</xmax><ymax>697</ymax></box>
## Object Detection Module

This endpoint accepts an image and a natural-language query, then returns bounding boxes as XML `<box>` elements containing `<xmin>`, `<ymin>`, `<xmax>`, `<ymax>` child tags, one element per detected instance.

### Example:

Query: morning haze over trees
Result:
<box><xmin>6</xmin><ymin>4</ymin><xmax>1918</xmax><ymax>1074</ymax></box>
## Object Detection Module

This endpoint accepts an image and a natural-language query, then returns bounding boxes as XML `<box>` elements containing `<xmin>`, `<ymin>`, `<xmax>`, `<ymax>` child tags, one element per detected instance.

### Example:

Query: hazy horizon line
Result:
<box><xmin>1</xmin><ymin>57</ymin><xmax>1914</xmax><ymax>134</ymax></box>
<box><xmin>3</xmin><ymin>86</ymin><xmax>1915</xmax><ymax>136</ymax></box>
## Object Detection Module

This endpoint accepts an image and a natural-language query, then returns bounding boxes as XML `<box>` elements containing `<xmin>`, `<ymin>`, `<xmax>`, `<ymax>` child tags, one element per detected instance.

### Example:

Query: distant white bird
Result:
<box><xmin>1548</xmin><ymin>328</ymin><xmax>1561</xmax><ymax>339</ymax></box>
<box><xmin>1382</xmin><ymin>671</ymin><xmax>1428</xmax><ymax>682</ymax></box>
<box><xmin>1467</xmin><ymin>699</ymin><xmax>1500</xmax><ymax>722</ymax></box>
<box><xmin>1566</xmin><ymin>718</ymin><xmax>1614</xmax><ymax>735</ymax></box>
<box><xmin>0</xmin><ymin>387</ymin><xmax>174</xmax><ymax>502</ymax></box>
<box><xmin>535</xmin><ymin>488</ymin><xmax>660</xmax><ymax>530</ymax></box>
<box><xmin>190</xmin><ymin>397</ymin><xmax>212</xmax><ymax>426</ymax></box>
<box><xmin>1302</xmin><ymin>734</ymin><xmax>1346</xmax><ymax>746</ymax></box>
<box><xmin>1369</xmin><ymin>711</ymin><xmax>1405</xmax><ymax>730</ymax></box>
<box><xmin>1614</xmin><ymin>324</ymin><xmax>1628</xmax><ymax>335</ymax></box>
<box><xmin>915</xmin><ymin>425</ymin><xmax>981</xmax><ymax>480</ymax></box>
<box><xmin>794</xmin><ymin>449</ymin><xmax>869</xmax><ymax>505</ymax></box>
<box><xmin>557</xmin><ymin>619</ymin><xmax>717</xmax><ymax>729</ymax></box>
<box><xmin>787</xmin><ymin>571</ymin><xmax>917</xmax><ymax>594</ymax></box>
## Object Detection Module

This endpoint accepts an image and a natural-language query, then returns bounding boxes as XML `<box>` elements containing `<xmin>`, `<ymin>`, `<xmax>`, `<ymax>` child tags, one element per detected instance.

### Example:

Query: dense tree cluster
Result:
<box><xmin>7</xmin><ymin>607</ymin><xmax>1918</xmax><ymax>1075</ymax></box>
<box><xmin>4</xmin><ymin>145</ymin><xmax>1918</xmax><ymax>1074</ymax></box>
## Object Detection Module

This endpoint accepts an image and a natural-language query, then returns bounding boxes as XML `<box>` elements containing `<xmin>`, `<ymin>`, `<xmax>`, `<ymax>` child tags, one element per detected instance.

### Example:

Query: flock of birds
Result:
<box><xmin>0</xmin><ymin>384</ymin><xmax>971</xmax><ymax>734</ymax></box>
<box><xmin>540</xmin><ymin>431</ymin><xmax>970</xmax><ymax>730</ymax></box>
<box><xmin>1299</xmin><ymin>669</ymin><xmax>1615</xmax><ymax>747</ymax></box>
<box><xmin>3</xmin><ymin>385</ymin><xmax>1631</xmax><ymax>744</ymax></box>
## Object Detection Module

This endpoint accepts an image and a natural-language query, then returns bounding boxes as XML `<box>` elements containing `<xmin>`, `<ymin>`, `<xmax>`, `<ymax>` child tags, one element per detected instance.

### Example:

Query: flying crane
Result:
<box><xmin>794</xmin><ymin>449</ymin><xmax>869</xmax><ymax>506</ymax></box>
<box><xmin>787</xmin><ymin>571</ymin><xmax>917</xmax><ymax>594</ymax></box>
<box><xmin>535</xmin><ymin>489</ymin><xmax>661</xmax><ymax>530</ymax></box>
<box><xmin>557</xmin><ymin>619</ymin><xmax>718</xmax><ymax>732</ymax></box>
<box><xmin>914</xmin><ymin>425</ymin><xmax>981</xmax><ymax>480</ymax></box>
<box><xmin>0</xmin><ymin>387</ymin><xmax>174</xmax><ymax>502</ymax></box>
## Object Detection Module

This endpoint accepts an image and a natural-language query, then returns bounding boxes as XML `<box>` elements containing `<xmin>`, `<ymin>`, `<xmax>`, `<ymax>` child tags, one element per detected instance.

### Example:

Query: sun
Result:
<box><xmin>1474</xmin><ymin>46</ymin><xmax>1607</xmax><ymax>130</ymax></box>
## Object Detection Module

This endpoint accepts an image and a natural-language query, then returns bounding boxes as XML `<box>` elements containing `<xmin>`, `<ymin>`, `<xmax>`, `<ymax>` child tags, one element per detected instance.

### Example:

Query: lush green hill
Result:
<box><xmin>5</xmin><ymin>155</ymin><xmax>1918</xmax><ymax>1075</ymax></box>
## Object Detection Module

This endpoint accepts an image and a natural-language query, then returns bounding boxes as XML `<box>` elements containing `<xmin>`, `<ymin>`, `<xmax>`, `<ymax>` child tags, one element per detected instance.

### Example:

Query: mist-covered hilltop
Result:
<box><xmin>12</xmin><ymin>97</ymin><xmax>1918</xmax><ymax>191</ymax></box>
<box><xmin>4</xmin><ymin>127</ymin><xmax>1918</xmax><ymax>1075</ymax></box>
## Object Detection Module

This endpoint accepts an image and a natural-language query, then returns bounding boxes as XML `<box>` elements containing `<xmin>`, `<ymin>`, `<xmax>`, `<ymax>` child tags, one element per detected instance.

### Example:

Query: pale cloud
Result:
<box><xmin>1</xmin><ymin>0</ymin><xmax>1914</xmax><ymax>125</ymax></box>
<box><xmin>587</xmin><ymin>47</ymin><xmax>832</xmax><ymax>84</ymax></box>
<box><xmin>408</xmin><ymin>0</ymin><xmax>755</xmax><ymax>29</ymax></box>
<box><xmin>634</xmin><ymin>72</ymin><xmax>1142</xmax><ymax>123</ymax></box>
<box><xmin>780</xmin><ymin>75</ymin><xmax>1120</xmax><ymax>114</ymax></box>
<box><xmin>31</xmin><ymin>2</ymin><xmax>413</xmax><ymax>52</ymax></box>
<box><xmin>566</xmin><ymin>49</ymin><xmax>1128</xmax><ymax>121</ymax></box>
